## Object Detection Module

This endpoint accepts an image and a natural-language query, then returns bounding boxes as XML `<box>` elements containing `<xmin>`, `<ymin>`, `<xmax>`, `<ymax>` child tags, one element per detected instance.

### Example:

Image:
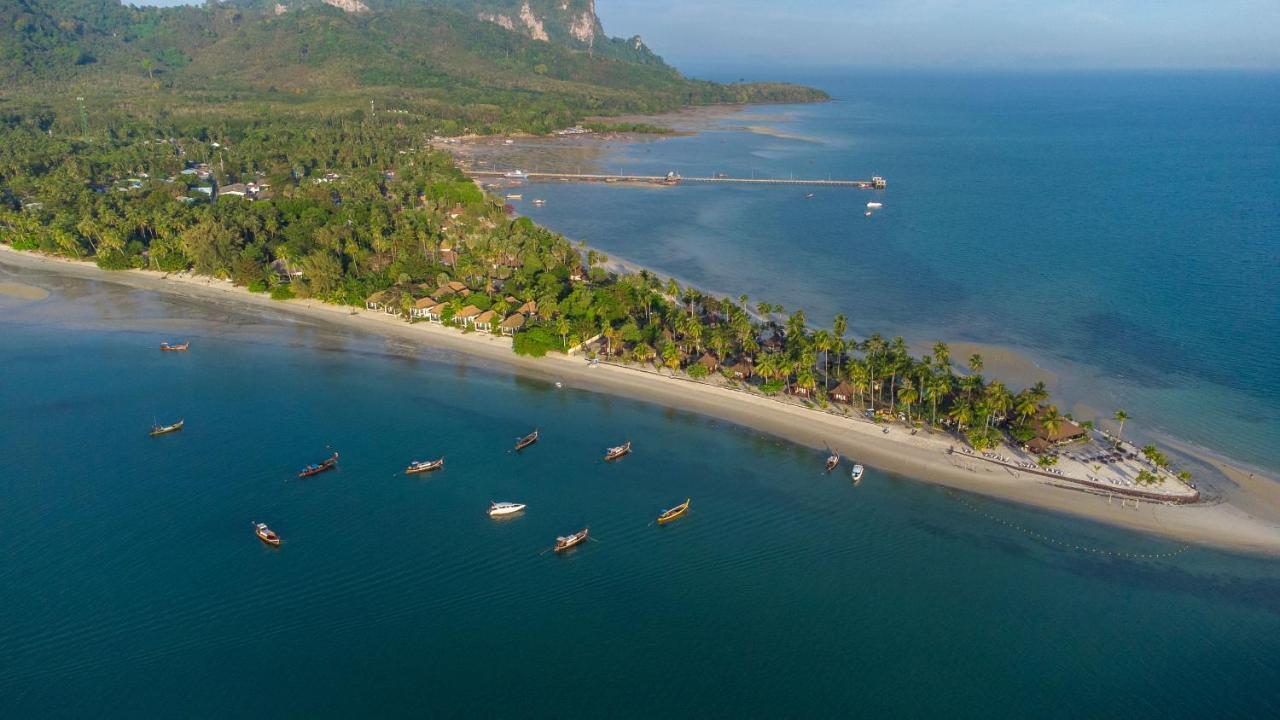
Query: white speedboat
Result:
<box><xmin>866</xmin><ymin>201</ymin><xmax>883</xmax><ymax>209</ymax></box>
<box><xmin>503</xmin><ymin>169</ymin><xmax>527</xmax><ymax>178</ymax></box>
<box><xmin>505</xmin><ymin>193</ymin><xmax>523</xmax><ymax>200</ymax></box>
<box><xmin>488</xmin><ymin>501</ymin><xmax>527</xmax><ymax>517</ymax></box>
<box><xmin>850</xmin><ymin>464</ymin><xmax>865</xmax><ymax>483</ymax></box>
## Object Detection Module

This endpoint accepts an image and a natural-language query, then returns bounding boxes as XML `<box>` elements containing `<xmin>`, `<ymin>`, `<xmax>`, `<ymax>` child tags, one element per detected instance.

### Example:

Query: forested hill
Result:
<box><xmin>0</xmin><ymin>0</ymin><xmax>827</xmax><ymax>133</ymax></box>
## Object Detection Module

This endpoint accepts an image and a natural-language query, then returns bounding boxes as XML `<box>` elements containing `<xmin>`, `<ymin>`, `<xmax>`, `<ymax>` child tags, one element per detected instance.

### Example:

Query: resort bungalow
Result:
<box><xmin>455</xmin><ymin>305</ymin><xmax>483</xmax><ymax>326</ymax></box>
<box><xmin>410</xmin><ymin>296</ymin><xmax>437</xmax><ymax>319</ymax></box>
<box><xmin>830</xmin><ymin>381</ymin><xmax>857</xmax><ymax>404</ymax></box>
<box><xmin>499</xmin><ymin>313</ymin><xmax>525</xmax><ymax>336</ymax></box>
<box><xmin>696</xmin><ymin>352</ymin><xmax>720</xmax><ymax>374</ymax></box>
<box><xmin>425</xmin><ymin>302</ymin><xmax>446</xmax><ymax>323</ymax></box>
<box><xmin>728</xmin><ymin>360</ymin><xmax>753</xmax><ymax>380</ymax></box>
<box><xmin>365</xmin><ymin>290</ymin><xmax>392</xmax><ymax>312</ymax></box>
<box><xmin>517</xmin><ymin>300</ymin><xmax>538</xmax><ymax>316</ymax></box>
<box><xmin>474</xmin><ymin>310</ymin><xmax>496</xmax><ymax>333</ymax></box>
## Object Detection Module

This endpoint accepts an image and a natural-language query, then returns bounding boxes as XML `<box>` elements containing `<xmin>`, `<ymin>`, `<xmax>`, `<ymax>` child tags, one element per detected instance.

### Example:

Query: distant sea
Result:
<box><xmin>521</xmin><ymin>71</ymin><xmax>1280</xmax><ymax>473</ymax></box>
<box><xmin>2</xmin><ymin>264</ymin><xmax>1280</xmax><ymax>717</ymax></box>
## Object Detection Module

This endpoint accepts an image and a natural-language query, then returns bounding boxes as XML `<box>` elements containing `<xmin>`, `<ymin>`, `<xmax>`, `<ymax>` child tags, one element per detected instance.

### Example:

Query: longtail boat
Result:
<box><xmin>515</xmin><ymin>429</ymin><xmax>539</xmax><ymax>452</ymax></box>
<box><xmin>657</xmin><ymin>498</ymin><xmax>691</xmax><ymax>525</ymax></box>
<box><xmin>488</xmin><ymin>501</ymin><xmax>526</xmax><ymax>517</ymax></box>
<box><xmin>159</xmin><ymin>341</ymin><xmax>189</xmax><ymax>352</ymax></box>
<box><xmin>405</xmin><ymin>457</ymin><xmax>444</xmax><ymax>475</ymax></box>
<box><xmin>298</xmin><ymin>452</ymin><xmax>339</xmax><ymax>478</ymax></box>
<box><xmin>254</xmin><ymin>522</ymin><xmax>281</xmax><ymax>547</ymax></box>
<box><xmin>149</xmin><ymin>419</ymin><xmax>184</xmax><ymax>437</ymax></box>
<box><xmin>604</xmin><ymin>441</ymin><xmax>631</xmax><ymax>462</ymax></box>
<box><xmin>554</xmin><ymin>527</ymin><xmax>589</xmax><ymax>553</ymax></box>
<box><xmin>825</xmin><ymin>451</ymin><xmax>840</xmax><ymax>473</ymax></box>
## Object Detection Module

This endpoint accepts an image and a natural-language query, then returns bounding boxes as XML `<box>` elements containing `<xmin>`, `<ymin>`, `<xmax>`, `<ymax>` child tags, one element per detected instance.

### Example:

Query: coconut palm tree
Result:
<box><xmin>1041</xmin><ymin>405</ymin><xmax>1063</xmax><ymax>438</ymax></box>
<box><xmin>968</xmin><ymin>353</ymin><xmax>984</xmax><ymax>376</ymax></box>
<box><xmin>948</xmin><ymin>400</ymin><xmax>974</xmax><ymax>431</ymax></box>
<box><xmin>898</xmin><ymin>377</ymin><xmax>918</xmax><ymax>424</ymax></box>
<box><xmin>932</xmin><ymin>341</ymin><xmax>951</xmax><ymax>374</ymax></box>
<box><xmin>1015</xmin><ymin>391</ymin><xmax>1038</xmax><ymax>423</ymax></box>
<box><xmin>555</xmin><ymin>316</ymin><xmax>570</xmax><ymax>348</ymax></box>
<box><xmin>926</xmin><ymin>374</ymin><xmax>949</xmax><ymax>425</ymax></box>
<box><xmin>1114</xmin><ymin>409</ymin><xmax>1130</xmax><ymax>441</ymax></box>
<box><xmin>985</xmin><ymin>381</ymin><xmax>1012</xmax><ymax>428</ymax></box>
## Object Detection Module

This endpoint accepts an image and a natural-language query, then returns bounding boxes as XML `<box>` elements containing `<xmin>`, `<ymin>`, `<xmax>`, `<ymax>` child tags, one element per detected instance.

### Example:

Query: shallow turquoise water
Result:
<box><xmin>1</xmin><ymin>270</ymin><xmax>1279</xmax><ymax>716</ymax></box>
<box><xmin>521</xmin><ymin>71</ymin><xmax>1280</xmax><ymax>472</ymax></box>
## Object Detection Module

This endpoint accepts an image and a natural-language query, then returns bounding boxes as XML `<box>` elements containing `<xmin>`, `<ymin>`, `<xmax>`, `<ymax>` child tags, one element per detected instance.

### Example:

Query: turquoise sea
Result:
<box><xmin>521</xmin><ymin>71</ymin><xmax>1280</xmax><ymax>474</ymax></box>
<box><xmin>2</xmin><ymin>265</ymin><xmax>1280</xmax><ymax>717</ymax></box>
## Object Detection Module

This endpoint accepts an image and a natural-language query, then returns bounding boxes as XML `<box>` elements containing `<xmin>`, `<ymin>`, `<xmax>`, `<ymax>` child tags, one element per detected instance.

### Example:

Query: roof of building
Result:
<box><xmin>500</xmin><ymin>314</ymin><xmax>526</xmax><ymax>330</ymax></box>
<box><xmin>1031</xmin><ymin>412</ymin><xmax>1086</xmax><ymax>443</ymax></box>
<box><xmin>830</xmin><ymin>381</ymin><xmax>856</xmax><ymax>400</ymax></box>
<box><xmin>456</xmin><ymin>305</ymin><xmax>482</xmax><ymax>319</ymax></box>
<box><xmin>414</xmin><ymin>296</ymin><xmax>436</xmax><ymax>309</ymax></box>
<box><xmin>366</xmin><ymin>290</ymin><xmax>392</xmax><ymax>304</ymax></box>
<box><xmin>475</xmin><ymin>310</ymin><xmax>496</xmax><ymax>324</ymax></box>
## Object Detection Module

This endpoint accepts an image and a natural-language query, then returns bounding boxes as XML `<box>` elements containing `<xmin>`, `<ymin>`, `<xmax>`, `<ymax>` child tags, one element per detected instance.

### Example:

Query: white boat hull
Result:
<box><xmin>489</xmin><ymin>503</ymin><xmax>526</xmax><ymax>517</ymax></box>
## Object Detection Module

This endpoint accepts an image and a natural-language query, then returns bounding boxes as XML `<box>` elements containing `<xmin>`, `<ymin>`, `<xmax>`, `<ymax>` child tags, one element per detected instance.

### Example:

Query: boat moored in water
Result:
<box><xmin>554</xmin><ymin>527</ymin><xmax>589</xmax><ymax>552</ymax></box>
<box><xmin>149</xmin><ymin>419</ymin><xmax>184</xmax><ymax>436</ymax></box>
<box><xmin>657</xmin><ymin>498</ymin><xmax>691</xmax><ymax>525</ymax></box>
<box><xmin>604</xmin><ymin>441</ymin><xmax>632</xmax><ymax>461</ymax></box>
<box><xmin>406</xmin><ymin>457</ymin><xmax>444</xmax><ymax>474</ymax></box>
<box><xmin>298</xmin><ymin>452</ymin><xmax>339</xmax><ymax>478</ymax></box>
<box><xmin>851</xmin><ymin>464</ymin><xmax>865</xmax><ymax>483</ymax></box>
<box><xmin>160</xmin><ymin>341</ymin><xmax>189</xmax><ymax>351</ymax></box>
<box><xmin>515</xmin><ymin>429</ymin><xmax>539</xmax><ymax>452</ymax></box>
<box><xmin>866</xmin><ymin>202</ymin><xmax>883</xmax><ymax>209</ymax></box>
<box><xmin>489</xmin><ymin>501</ymin><xmax>527</xmax><ymax>517</ymax></box>
<box><xmin>254</xmin><ymin>522</ymin><xmax>281</xmax><ymax>546</ymax></box>
<box><xmin>825</xmin><ymin>452</ymin><xmax>840</xmax><ymax>472</ymax></box>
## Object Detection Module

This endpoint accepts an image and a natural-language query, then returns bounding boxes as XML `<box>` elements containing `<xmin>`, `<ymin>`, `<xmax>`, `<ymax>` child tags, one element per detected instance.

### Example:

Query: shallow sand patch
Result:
<box><xmin>0</xmin><ymin>281</ymin><xmax>50</xmax><ymax>301</ymax></box>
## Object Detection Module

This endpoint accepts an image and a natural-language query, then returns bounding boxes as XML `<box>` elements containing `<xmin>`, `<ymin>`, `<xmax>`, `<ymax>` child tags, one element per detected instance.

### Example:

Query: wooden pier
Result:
<box><xmin>469</xmin><ymin>170</ymin><xmax>886</xmax><ymax>189</ymax></box>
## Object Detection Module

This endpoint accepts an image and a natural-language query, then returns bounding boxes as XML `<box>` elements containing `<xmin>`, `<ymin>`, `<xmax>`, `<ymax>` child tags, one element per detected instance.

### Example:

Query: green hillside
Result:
<box><xmin>0</xmin><ymin>0</ymin><xmax>826</xmax><ymax>133</ymax></box>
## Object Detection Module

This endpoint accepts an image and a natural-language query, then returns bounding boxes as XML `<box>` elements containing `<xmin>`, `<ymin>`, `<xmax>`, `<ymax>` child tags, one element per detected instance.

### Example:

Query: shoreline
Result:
<box><xmin>4</xmin><ymin>244</ymin><xmax>1280</xmax><ymax>555</ymax></box>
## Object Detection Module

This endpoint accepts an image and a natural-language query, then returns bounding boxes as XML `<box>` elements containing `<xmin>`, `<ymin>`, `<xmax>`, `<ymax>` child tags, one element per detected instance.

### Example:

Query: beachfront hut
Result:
<box><xmin>789</xmin><ymin>384</ymin><xmax>813</xmax><ymax>399</ymax></box>
<box><xmin>474</xmin><ymin>310</ymin><xmax>496</xmax><ymax>332</ymax></box>
<box><xmin>365</xmin><ymin>290</ymin><xmax>391</xmax><ymax>311</ymax></box>
<box><xmin>517</xmin><ymin>300</ymin><xmax>538</xmax><ymax>316</ymax></box>
<box><xmin>425</xmin><ymin>302</ymin><xmax>446</xmax><ymax>323</ymax></box>
<box><xmin>696</xmin><ymin>352</ymin><xmax>720</xmax><ymax>373</ymax></box>
<box><xmin>728</xmin><ymin>360</ymin><xmax>753</xmax><ymax>380</ymax></box>
<box><xmin>830</xmin><ymin>381</ymin><xmax>856</xmax><ymax>404</ymax></box>
<box><xmin>410</xmin><ymin>296</ymin><xmax>437</xmax><ymax>319</ymax></box>
<box><xmin>500</xmin><ymin>314</ymin><xmax>526</xmax><ymax>336</ymax></box>
<box><xmin>455</xmin><ymin>305</ymin><xmax>482</xmax><ymax>326</ymax></box>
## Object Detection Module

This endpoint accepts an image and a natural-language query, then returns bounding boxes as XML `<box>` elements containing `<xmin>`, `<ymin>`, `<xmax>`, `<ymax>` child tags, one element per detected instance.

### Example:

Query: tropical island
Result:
<box><xmin>2</xmin><ymin>0</ymin><xmax>1278</xmax><ymax>552</ymax></box>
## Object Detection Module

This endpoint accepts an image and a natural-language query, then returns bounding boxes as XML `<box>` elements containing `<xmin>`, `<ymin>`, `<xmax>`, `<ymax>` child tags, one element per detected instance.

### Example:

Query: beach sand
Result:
<box><xmin>0</xmin><ymin>280</ymin><xmax>50</xmax><ymax>301</ymax></box>
<box><xmin>5</xmin><ymin>244</ymin><xmax>1280</xmax><ymax>555</ymax></box>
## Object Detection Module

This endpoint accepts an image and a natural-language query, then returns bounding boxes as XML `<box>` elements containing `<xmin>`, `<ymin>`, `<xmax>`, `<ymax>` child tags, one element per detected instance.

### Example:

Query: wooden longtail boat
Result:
<box><xmin>825</xmin><ymin>452</ymin><xmax>840</xmax><ymax>473</ymax></box>
<box><xmin>554</xmin><ymin>527</ymin><xmax>589</xmax><ymax>552</ymax></box>
<box><xmin>405</xmin><ymin>457</ymin><xmax>444</xmax><ymax>475</ymax></box>
<box><xmin>515</xmin><ymin>429</ymin><xmax>539</xmax><ymax>452</ymax></box>
<box><xmin>254</xmin><ymin>522</ymin><xmax>281</xmax><ymax>547</ymax></box>
<box><xmin>604</xmin><ymin>441</ymin><xmax>631</xmax><ymax>462</ymax></box>
<box><xmin>159</xmin><ymin>341</ymin><xmax>189</xmax><ymax>352</ymax></box>
<box><xmin>149</xmin><ymin>419</ymin><xmax>184</xmax><ymax>436</ymax></box>
<box><xmin>657</xmin><ymin>498</ymin><xmax>691</xmax><ymax>525</ymax></box>
<box><xmin>298</xmin><ymin>452</ymin><xmax>339</xmax><ymax>478</ymax></box>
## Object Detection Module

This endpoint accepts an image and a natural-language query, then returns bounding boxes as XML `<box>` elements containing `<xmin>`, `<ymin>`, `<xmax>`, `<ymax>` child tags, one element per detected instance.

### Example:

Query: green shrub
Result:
<box><xmin>270</xmin><ymin>285</ymin><xmax>294</xmax><ymax>301</ymax></box>
<box><xmin>513</xmin><ymin>325</ymin><xmax>560</xmax><ymax>357</ymax></box>
<box><xmin>687</xmin><ymin>364</ymin><xmax>709</xmax><ymax>379</ymax></box>
<box><xmin>248</xmin><ymin>279</ymin><xmax>268</xmax><ymax>293</ymax></box>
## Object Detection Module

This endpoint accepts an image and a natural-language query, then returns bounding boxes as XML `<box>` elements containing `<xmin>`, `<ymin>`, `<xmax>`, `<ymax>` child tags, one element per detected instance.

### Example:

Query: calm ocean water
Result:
<box><xmin>522</xmin><ymin>71</ymin><xmax>1280</xmax><ymax>473</ymax></box>
<box><xmin>2</xmin><ymin>268</ymin><xmax>1279</xmax><ymax>716</ymax></box>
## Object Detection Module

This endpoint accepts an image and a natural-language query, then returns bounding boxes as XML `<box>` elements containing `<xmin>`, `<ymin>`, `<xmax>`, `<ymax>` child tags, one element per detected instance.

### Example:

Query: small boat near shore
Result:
<box><xmin>406</xmin><ymin>457</ymin><xmax>444</xmax><ymax>474</ymax></box>
<box><xmin>657</xmin><ymin>498</ymin><xmax>691</xmax><ymax>525</ymax></box>
<box><xmin>825</xmin><ymin>451</ymin><xmax>840</xmax><ymax>472</ymax></box>
<box><xmin>254</xmin><ymin>522</ymin><xmax>281</xmax><ymax>547</ymax></box>
<box><xmin>515</xmin><ymin>429</ymin><xmax>539</xmax><ymax>452</ymax></box>
<box><xmin>149</xmin><ymin>419</ymin><xmax>184</xmax><ymax>436</ymax></box>
<box><xmin>851</xmin><ymin>464</ymin><xmax>865</xmax><ymax>484</ymax></box>
<box><xmin>505</xmin><ymin>193</ymin><xmax>523</xmax><ymax>200</ymax></box>
<box><xmin>604</xmin><ymin>441</ymin><xmax>632</xmax><ymax>461</ymax></box>
<box><xmin>554</xmin><ymin>527</ymin><xmax>589</xmax><ymax>552</ymax></box>
<box><xmin>160</xmin><ymin>341</ymin><xmax>189</xmax><ymax>351</ymax></box>
<box><xmin>298</xmin><ymin>452</ymin><xmax>339</xmax><ymax>478</ymax></box>
<box><xmin>866</xmin><ymin>202</ymin><xmax>883</xmax><ymax>209</ymax></box>
<box><xmin>489</xmin><ymin>501</ymin><xmax>526</xmax><ymax>517</ymax></box>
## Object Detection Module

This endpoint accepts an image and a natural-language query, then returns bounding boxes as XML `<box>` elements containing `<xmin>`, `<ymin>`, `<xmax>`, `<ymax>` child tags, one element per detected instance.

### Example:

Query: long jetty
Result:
<box><xmin>469</xmin><ymin>170</ymin><xmax>885</xmax><ymax>189</ymax></box>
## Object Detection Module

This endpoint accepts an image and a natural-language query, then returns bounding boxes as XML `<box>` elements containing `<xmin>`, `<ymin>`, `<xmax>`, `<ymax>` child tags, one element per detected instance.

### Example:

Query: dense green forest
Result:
<box><xmin>0</xmin><ymin>0</ymin><xmax>826</xmax><ymax>133</ymax></box>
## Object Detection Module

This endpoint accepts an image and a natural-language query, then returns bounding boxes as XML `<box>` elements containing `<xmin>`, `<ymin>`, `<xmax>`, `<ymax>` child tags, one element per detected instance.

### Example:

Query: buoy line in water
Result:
<box><xmin>947</xmin><ymin>490</ymin><xmax>1192</xmax><ymax>560</ymax></box>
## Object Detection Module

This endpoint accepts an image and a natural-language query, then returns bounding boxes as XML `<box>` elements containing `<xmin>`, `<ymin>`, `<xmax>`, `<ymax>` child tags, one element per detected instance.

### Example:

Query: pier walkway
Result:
<box><xmin>469</xmin><ymin>170</ymin><xmax>885</xmax><ymax>188</ymax></box>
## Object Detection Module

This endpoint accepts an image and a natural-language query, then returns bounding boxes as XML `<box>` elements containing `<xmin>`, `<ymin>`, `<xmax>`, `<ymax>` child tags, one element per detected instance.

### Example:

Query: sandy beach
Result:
<box><xmin>4</xmin><ymin>244</ymin><xmax>1280</xmax><ymax>555</ymax></box>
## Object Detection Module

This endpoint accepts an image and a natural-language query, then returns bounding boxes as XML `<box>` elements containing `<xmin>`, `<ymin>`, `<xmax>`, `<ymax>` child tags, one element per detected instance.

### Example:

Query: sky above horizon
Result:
<box><xmin>139</xmin><ymin>1</ymin><xmax>1280</xmax><ymax>72</ymax></box>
